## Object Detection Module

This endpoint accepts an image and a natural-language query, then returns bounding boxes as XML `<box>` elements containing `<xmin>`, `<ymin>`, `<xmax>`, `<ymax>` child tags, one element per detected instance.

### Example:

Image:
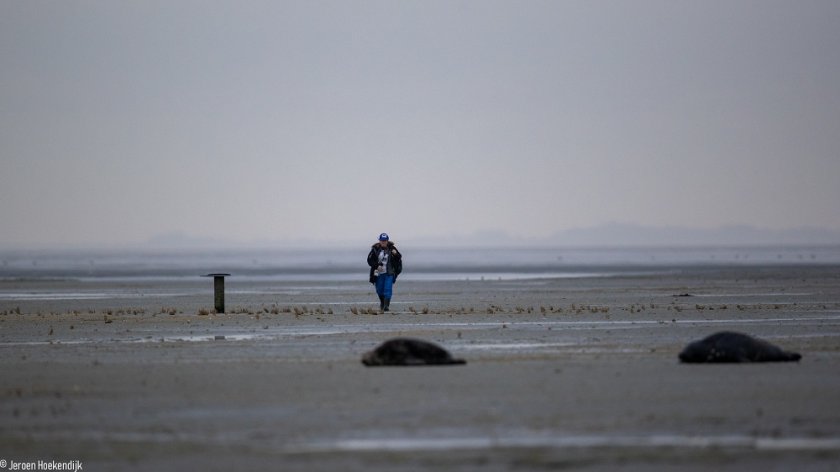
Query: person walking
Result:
<box><xmin>367</xmin><ymin>233</ymin><xmax>402</xmax><ymax>312</ymax></box>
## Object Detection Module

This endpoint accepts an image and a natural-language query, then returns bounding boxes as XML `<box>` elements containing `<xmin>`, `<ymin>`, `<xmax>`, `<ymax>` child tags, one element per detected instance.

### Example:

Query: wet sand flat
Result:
<box><xmin>1</xmin><ymin>266</ymin><xmax>840</xmax><ymax>471</ymax></box>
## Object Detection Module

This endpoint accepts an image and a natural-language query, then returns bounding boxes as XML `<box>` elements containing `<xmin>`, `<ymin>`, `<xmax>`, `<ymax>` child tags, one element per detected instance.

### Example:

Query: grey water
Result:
<box><xmin>1</xmin><ymin>245</ymin><xmax>839</xmax><ymax>281</ymax></box>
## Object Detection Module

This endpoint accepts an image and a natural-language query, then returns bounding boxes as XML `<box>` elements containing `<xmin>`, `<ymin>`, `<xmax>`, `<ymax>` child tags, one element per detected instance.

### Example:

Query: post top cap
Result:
<box><xmin>203</xmin><ymin>273</ymin><xmax>231</xmax><ymax>277</ymax></box>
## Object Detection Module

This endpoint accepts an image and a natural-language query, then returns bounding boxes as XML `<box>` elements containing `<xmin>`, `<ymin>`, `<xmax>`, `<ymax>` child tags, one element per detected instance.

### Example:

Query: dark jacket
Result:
<box><xmin>367</xmin><ymin>242</ymin><xmax>402</xmax><ymax>284</ymax></box>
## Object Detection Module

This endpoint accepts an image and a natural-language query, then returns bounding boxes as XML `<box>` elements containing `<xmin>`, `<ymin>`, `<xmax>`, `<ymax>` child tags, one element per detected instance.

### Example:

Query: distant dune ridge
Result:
<box><xmin>451</xmin><ymin>224</ymin><xmax>840</xmax><ymax>247</ymax></box>
<box><xmin>4</xmin><ymin>224</ymin><xmax>836</xmax><ymax>252</ymax></box>
<box><xmin>546</xmin><ymin>223</ymin><xmax>840</xmax><ymax>247</ymax></box>
<box><xmin>139</xmin><ymin>224</ymin><xmax>840</xmax><ymax>250</ymax></box>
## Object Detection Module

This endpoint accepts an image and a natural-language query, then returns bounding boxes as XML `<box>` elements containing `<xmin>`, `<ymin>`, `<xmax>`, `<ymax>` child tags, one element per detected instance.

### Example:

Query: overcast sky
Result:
<box><xmin>2</xmin><ymin>0</ymin><xmax>839</xmax><ymax>248</ymax></box>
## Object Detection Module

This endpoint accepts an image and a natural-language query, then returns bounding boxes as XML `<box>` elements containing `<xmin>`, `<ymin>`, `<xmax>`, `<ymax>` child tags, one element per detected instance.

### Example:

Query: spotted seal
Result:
<box><xmin>362</xmin><ymin>338</ymin><xmax>466</xmax><ymax>366</ymax></box>
<box><xmin>679</xmin><ymin>331</ymin><xmax>801</xmax><ymax>363</ymax></box>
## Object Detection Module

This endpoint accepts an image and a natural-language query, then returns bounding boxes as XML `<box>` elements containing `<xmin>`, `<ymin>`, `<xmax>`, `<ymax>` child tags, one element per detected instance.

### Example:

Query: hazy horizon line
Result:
<box><xmin>2</xmin><ymin>222</ymin><xmax>840</xmax><ymax>252</ymax></box>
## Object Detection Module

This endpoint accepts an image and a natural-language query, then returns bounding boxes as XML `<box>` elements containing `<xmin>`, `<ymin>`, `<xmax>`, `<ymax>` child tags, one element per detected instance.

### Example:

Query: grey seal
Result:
<box><xmin>679</xmin><ymin>331</ymin><xmax>801</xmax><ymax>363</ymax></box>
<box><xmin>362</xmin><ymin>338</ymin><xmax>466</xmax><ymax>366</ymax></box>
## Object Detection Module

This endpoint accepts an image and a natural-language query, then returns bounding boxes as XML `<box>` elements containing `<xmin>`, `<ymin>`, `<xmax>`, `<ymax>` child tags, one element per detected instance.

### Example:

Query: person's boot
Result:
<box><xmin>384</xmin><ymin>298</ymin><xmax>391</xmax><ymax>312</ymax></box>
<box><xmin>378</xmin><ymin>295</ymin><xmax>385</xmax><ymax>311</ymax></box>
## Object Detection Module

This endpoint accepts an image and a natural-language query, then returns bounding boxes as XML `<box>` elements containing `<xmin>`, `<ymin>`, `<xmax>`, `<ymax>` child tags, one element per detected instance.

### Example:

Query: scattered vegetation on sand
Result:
<box><xmin>350</xmin><ymin>304</ymin><xmax>615</xmax><ymax>316</ymax></box>
<box><xmin>215</xmin><ymin>305</ymin><xmax>335</xmax><ymax>316</ymax></box>
<box><xmin>567</xmin><ymin>304</ymin><xmax>610</xmax><ymax>314</ymax></box>
<box><xmin>350</xmin><ymin>306</ymin><xmax>380</xmax><ymax>315</ymax></box>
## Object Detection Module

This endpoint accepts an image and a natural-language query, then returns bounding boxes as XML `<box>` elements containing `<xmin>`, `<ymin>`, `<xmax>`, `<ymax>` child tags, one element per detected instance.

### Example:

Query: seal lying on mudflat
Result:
<box><xmin>362</xmin><ymin>338</ymin><xmax>466</xmax><ymax>366</ymax></box>
<box><xmin>679</xmin><ymin>331</ymin><xmax>802</xmax><ymax>363</ymax></box>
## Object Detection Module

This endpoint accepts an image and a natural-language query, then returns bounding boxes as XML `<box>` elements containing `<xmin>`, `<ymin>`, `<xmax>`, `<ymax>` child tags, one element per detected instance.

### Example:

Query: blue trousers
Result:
<box><xmin>375</xmin><ymin>274</ymin><xmax>394</xmax><ymax>299</ymax></box>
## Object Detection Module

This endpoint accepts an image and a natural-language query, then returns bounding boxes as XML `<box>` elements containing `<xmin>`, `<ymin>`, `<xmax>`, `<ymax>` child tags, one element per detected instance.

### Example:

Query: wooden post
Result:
<box><xmin>203</xmin><ymin>273</ymin><xmax>231</xmax><ymax>314</ymax></box>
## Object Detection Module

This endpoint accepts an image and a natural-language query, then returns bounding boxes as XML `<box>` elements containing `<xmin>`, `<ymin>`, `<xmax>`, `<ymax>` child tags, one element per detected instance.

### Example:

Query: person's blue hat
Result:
<box><xmin>378</xmin><ymin>233</ymin><xmax>389</xmax><ymax>241</ymax></box>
